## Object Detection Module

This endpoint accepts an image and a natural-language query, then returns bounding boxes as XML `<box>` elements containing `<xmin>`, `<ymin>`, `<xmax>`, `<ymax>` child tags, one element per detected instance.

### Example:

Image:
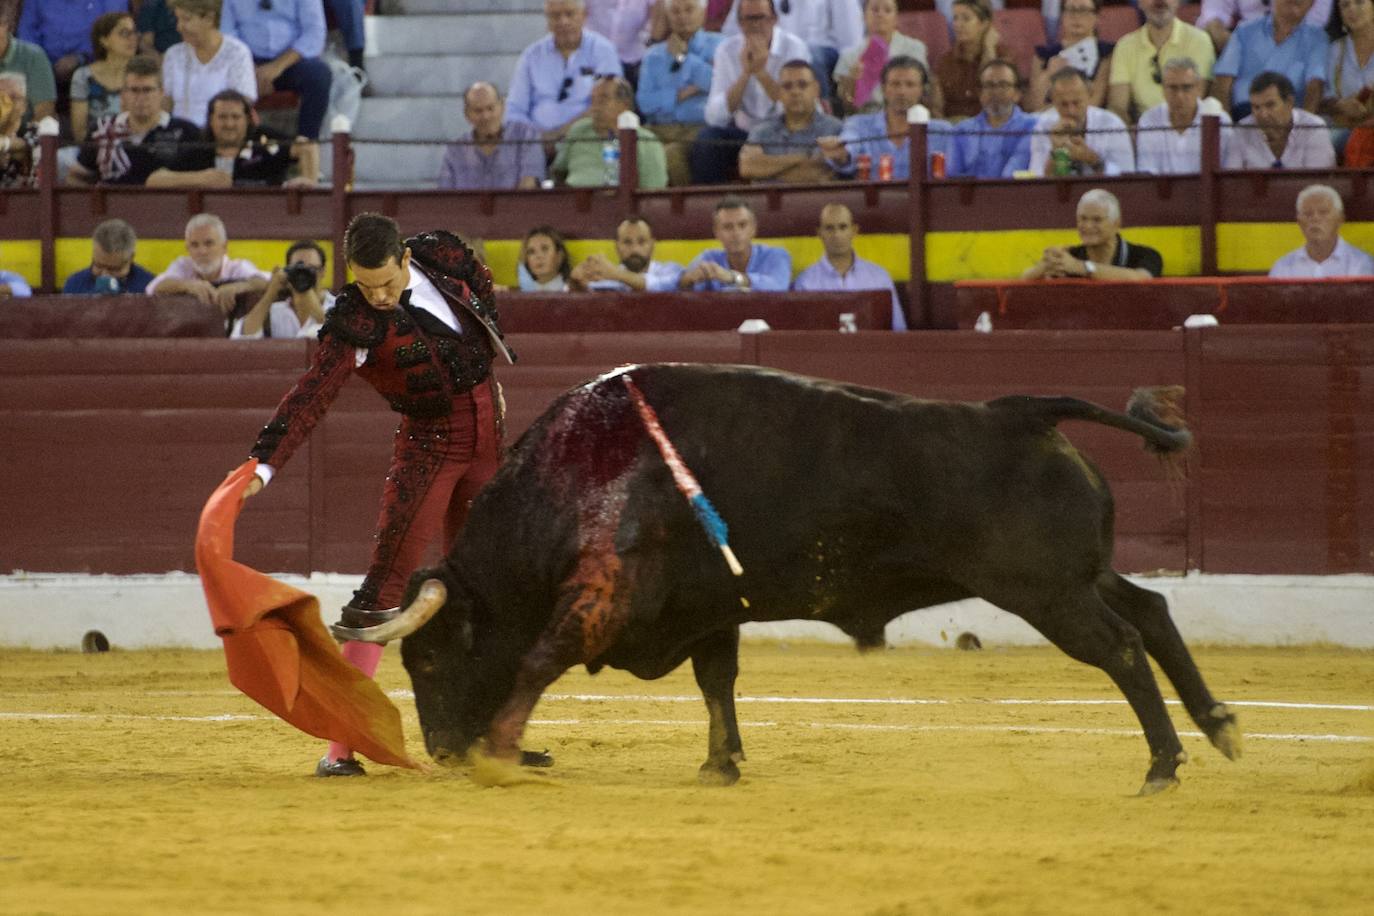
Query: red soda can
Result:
<box><xmin>856</xmin><ymin>153</ymin><xmax>871</xmax><ymax>180</ymax></box>
<box><xmin>878</xmin><ymin>153</ymin><xmax>894</xmax><ymax>181</ymax></box>
<box><xmin>930</xmin><ymin>151</ymin><xmax>946</xmax><ymax>178</ymax></box>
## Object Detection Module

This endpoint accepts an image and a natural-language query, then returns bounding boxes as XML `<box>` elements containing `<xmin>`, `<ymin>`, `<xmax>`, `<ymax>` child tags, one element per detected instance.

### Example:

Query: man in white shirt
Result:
<box><xmin>1223</xmin><ymin>69</ymin><xmax>1335</xmax><ymax>168</ymax></box>
<box><xmin>1136</xmin><ymin>57</ymin><xmax>1232</xmax><ymax>173</ymax></box>
<box><xmin>570</xmin><ymin>216</ymin><xmax>685</xmax><ymax>291</ymax></box>
<box><xmin>721</xmin><ymin>0</ymin><xmax>864</xmax><ymax>100</ymax></box>
<box><xmin>1269</xmin><ymin>184</ymin><xmax>1374</xmax><ymax>278</ymax></box>
<box><xmin>690</xmin><ymin>0</ymin><xmax>810</xmax><ymax>183</ymax></box>
<box><xmin>147</xmin><ymin>212</ymin><xmax>269</xmax><ymax>314</ymax></box>
<box><xmin>1029</xmin><ymin>67</ymin><xmax>1135</xmax><ymax>176</ymax></box>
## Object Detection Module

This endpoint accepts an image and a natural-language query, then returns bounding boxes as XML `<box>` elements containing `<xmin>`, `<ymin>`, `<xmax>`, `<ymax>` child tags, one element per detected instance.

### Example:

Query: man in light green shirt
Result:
<box><xmin>0</xmin><ymin>17</ymin><xmax>56</xmax><ymax>123</ymax></box>
<box><xmin>553</xmin><ymin>75</ymin><xmax>668</xmax><ymax>189</ymax></box>
<box><xmin>1108</xmin><ymin>0</ymin><xmax>1215</xmax><ymax>124</ymax></box>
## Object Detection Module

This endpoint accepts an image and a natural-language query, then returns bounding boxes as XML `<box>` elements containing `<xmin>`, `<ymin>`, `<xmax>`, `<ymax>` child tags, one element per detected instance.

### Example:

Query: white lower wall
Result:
<box><xmin>2</xmin><ymin>572</ymin><xmax>1371</xmax><ymax>651</ymax></box>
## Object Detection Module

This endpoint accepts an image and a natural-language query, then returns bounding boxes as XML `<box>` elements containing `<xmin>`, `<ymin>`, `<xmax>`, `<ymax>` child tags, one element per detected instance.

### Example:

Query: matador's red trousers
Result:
<box><xmin>351</xmin><ymin>377</ymin><xmax>502</xmax><ymax>611</ymax></box>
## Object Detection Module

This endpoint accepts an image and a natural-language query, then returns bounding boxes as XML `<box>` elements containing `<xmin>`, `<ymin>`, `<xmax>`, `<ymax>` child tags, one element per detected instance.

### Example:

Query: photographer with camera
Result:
<box><xmin>231</xmin><ymin>239</ymin><xmax>333</xmax><ymax>338</ymax></box>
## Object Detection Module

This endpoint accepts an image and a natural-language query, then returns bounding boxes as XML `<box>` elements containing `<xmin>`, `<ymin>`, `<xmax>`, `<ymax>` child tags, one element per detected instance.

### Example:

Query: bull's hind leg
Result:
<box><xmin>1015</xmin><ymin>587</ymin><xmax>1187</xmax><ymax>796</ymax></box>
<box><xmin>1096</xmin><ymin>571</ymin><xmax>1241</xmax><ymax>762</ymax></box>
<box><xmin>691</xmin><ymin>626</ymin><xmax>746</xmax><ymax>786</ymax></box>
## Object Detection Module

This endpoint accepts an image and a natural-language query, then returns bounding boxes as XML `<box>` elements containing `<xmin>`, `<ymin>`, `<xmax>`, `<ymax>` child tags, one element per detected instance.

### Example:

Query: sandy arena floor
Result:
<box><xmin>2</xmin><ymin>641</ymin><xmax>1372</xmax><ymax>915</ymax></box>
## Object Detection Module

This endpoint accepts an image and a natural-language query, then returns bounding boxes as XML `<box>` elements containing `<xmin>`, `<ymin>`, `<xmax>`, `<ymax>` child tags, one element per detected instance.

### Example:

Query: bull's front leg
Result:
<box><xmin>691</xmin><ymin>626</ymin><xmax>746</xmax><ymax>786</ymax></box>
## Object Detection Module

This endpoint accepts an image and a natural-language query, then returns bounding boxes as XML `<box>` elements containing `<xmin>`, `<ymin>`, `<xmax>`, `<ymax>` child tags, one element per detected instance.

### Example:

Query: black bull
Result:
<box><xmin>347</xmin><ymin>363</ymin><xmax>1240</xmax><ymax>795</ymax></box>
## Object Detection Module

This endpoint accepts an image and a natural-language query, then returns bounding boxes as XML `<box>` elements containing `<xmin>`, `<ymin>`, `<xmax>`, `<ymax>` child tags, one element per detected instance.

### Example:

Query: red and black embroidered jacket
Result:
<box><xmin>249</xmin><ymin>231</ymin><xmax>513</xmax><ymax>470</ymax></box>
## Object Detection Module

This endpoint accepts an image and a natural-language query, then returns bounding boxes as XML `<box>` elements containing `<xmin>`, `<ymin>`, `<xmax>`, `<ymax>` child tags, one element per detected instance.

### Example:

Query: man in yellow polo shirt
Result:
<box><xmin>1107</xmin><ymin>0</ymin><xmax>1216</xmax><ymax>124</ymax></box>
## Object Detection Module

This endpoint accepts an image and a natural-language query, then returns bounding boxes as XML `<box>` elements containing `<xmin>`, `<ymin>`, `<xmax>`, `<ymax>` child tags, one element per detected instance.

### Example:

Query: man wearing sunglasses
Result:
<box><xmin>507</xmin><ymin>0</ymin><xmax>623</xmax><ymax>148</ymax></box>
<box><xmin>1108</xmin><ymin>0</ymin><xmax>1216</xmax><ymax>125</ymax></box>
<box><xmin>637</xmin><ymin>0</ymin><xmax>724</xmax><ymax>186</ymax></box>
<box><xmin>1210</xmin><ymin>0</ymin><xmax>1327</xmax><ymax>118</ymax></box>
<box><xmin>219</xmin><ymin>0</ymin><xmax>332</xmax><ymax>143</ymax></box>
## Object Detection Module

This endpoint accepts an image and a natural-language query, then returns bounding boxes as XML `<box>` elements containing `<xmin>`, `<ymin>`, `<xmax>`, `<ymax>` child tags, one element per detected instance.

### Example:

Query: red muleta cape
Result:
<box><xmin>195</xmin><ymin>460</ymin><xmax>416</xmax><ymax>769</ymax></box>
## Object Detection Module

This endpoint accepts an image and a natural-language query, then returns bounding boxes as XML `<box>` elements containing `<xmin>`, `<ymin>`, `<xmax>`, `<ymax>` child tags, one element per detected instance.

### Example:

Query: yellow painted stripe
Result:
<box><xmin>0</xmin><ymin>240</ymin><xmax>42</xmax><ymax>286</ymax></box>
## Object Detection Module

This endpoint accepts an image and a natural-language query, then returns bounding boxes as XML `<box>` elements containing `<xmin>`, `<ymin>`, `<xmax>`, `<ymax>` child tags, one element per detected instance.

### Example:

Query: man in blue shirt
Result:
<box><xmin>636</xmin><ymin>0</ymin><xmax>724</xmax><ymax>186</ymax></box>
<box><xmin>506</xmin><ymin>0</ymin><xmax>623</xmax><ymax>148</ymax></box>
<box><xmin>949</xmin><ymin>59</ymin><xmax>1037</xmax><ymax>178</ymax></box>
<box><xmin>819</xmin><ymin>56</ymin><xmax>952</xmax><ymax>180</ymax></box>
<box><xmin>221</xmin><ymin>0</ymin><xmax>332</xmax><ymax>141</ymax></box>
<box><xmin>62</xmin><ymin>219</ymin><xmax>156</xmax><ymax>295</ymax></box>
<box><xmin>439</xmin><ymin>82</ymin><xmax>545</xmax><ymax>190</ymax></box>
<box><xmin>18</xmin><ymin>0</ymin><xmax>126</xmax><ymax>85</ymax></box>
<box><xmin>793</xmin><ymin>203</ymin><xmax>904</xmax><ymax>330</ymax></box>
<box><xmin>679</xmin><ymin>195</ymin><xmax>792</xmax><ymax>291</ymax></box>
<box><xmin>1210</xmin><ymin>0</ymin><xmax>1327</xmax><ymax>118</ymax></box>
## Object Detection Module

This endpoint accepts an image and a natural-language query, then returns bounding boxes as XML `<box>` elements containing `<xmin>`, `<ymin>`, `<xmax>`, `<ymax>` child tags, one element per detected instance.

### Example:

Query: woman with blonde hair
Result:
<box><xmin>162</xmin><ymin>0</ymin><xmax>257</xmax><ymax>127</ymax></box>
<box><xmin>935</xmin><ymin>0</ymin><xmax>1011</xmax><ymax>120</ymax></box>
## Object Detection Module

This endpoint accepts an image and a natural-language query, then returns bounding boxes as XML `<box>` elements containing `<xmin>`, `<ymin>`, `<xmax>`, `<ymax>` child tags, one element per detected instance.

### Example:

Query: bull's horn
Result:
<box><xmin>330</xmin><ymin>579</ymin><xmax>448</xmax><ymax>644</ymax></box>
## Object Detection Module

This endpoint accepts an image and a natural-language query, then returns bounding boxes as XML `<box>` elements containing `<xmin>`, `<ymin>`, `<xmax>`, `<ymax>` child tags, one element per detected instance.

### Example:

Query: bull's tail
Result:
<box><xmin>1005</xmin><ymin>386</ymin><xmax>1192</xmax><ymax>474</ymax></box>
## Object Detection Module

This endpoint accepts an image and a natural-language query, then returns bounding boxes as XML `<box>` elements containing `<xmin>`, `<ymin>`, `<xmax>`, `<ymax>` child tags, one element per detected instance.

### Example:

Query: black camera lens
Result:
<box><xmin>285</xmin><ymin>263</ymin><xmax>318</xmax><ymax>292</ymax></box>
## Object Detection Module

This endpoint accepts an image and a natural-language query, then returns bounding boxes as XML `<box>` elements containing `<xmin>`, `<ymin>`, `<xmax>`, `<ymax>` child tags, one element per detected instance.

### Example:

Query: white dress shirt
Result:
<box><xmin>722</xmin><ymin>0</ymin><xmax>864</xmax><ymax>51</ymax></box>
<box><xmin>1269</xmin><ymin>237</ymin><xmax>1374</xmax><ymax>278</ymax></box>
<box><xmin>1028</xmin><ymin>105</ymin><xmax>1135</xmax><ymax>175</ymax></box>
<box><xmin>1224</xmin><ymin>108</ymin><xmax>1336</xmax><ymax>169</ymax></box>
<box><xmin>704</xmin><ymin>27</ymin><xmax>813</xmax><ymax>130</ymax></box>
<box><xmin>1135</xmin><ymin>103</ymin><xmax>1232</xmax><ymax>174</ymax></box>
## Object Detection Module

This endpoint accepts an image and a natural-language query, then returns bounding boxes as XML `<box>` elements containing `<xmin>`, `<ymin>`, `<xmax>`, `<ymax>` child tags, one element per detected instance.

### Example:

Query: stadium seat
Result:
<box><xmin>992</xmin><ymin>9</ymin><xmax>1048</xmax><ymax>80</ymax></box>
<box><xmin>898</xmin><ymin>10</ymin><xmax>952</xmax><ymax>69</ymax></box>
<box><xmin>1097</xmin><ymin>5</ymin><xmax>1143</xmax><ymax>42</ymax></box>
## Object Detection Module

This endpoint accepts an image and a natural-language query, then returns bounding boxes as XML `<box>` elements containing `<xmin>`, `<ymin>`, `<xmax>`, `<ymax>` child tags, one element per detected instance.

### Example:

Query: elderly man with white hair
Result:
<box><xmin>1269</xmin><ymin>184</ymin><xmax>1374</xmax><ymax>278</ymax></box>
<box><xmin>1135</xmin><ymin>57</ymin><xmax>1232</xmax><ymax>174</ymax></box>
<box><xmin>147</xmin><ymin>212</ymin><xmax>269</xmax><ymax>314</ymax></box>
<box><xmin>1022</xmin><ymin>188</ymin><xmax>1164</xmax><ymax>281</ymax></box>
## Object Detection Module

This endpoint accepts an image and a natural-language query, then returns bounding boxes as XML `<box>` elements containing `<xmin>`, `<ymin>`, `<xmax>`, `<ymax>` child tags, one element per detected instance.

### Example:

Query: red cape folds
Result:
<box><xmin>195</xmin><ymin>460</ymin><xmax>416</xmax><ymax>769</ymax></box>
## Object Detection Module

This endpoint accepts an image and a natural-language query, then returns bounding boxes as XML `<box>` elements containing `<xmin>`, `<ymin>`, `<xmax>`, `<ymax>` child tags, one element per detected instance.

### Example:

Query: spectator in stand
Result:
<box><xmin>636</xmin><ymin>0</ymin><xmax>723</xmax><ymax>187</ymax></box>
<box><xmin>506</xmin><ymin>0</ymin><xmax>623</xmax><ymax>148</ymax></box>
<box><xmin>232</xmin><ymin>239</ymin><xmax>336</xmax><ymax>338</ymax></box>
<box><xmin>819</xmin><ymin>56</ymin><xmax>953</xmax><ymax>179</ymax></box>
<box><xmin>220</xmin><ymin>0</ymin><xmax>332</xmax><ymax>141</ymax></box>
<box><xmin>439</xmin><ymin>82</ymin><xmax>545</xmax><ymax>190</ymax></box>
<box><xmin>18</xmin><ymin>0</ymin><xmax>127</xmax><ymax>87</ymax></box>
<box><xmin>1023</xmin><ymin>187</ymin><xmax>1163</xmax><ymax>280</ymax></box>
<box><xmin>1225</xmin><ymin>69</ymin><xmax>1336</xmax><ymax>165</ymax></box>
<box><xmin>62</xmin><ymin>219</ymin><xmax>156</xmax><ymax>294</ymax></box>
<box><xmin>949</xmin><ymin>59</ymin><xmax>1037</xmax><ymax>177</ymax></box>
<box><xmin>150</xmin><ymin>88</ymin><xmax>318</xmax><ymax>187</ymax></box>
<box><xmin>935</xmin><ymin>0</ymin><xmax>1010</xmax><ymax>121</ymax></box>
<box><xmin>148</xmin><ymin>213</ymin><xmax>270</xmax><ymax>314</ymax></box>
<box><xmin>138</xmin><ymin>0</ymin><xmax>182</xmax><ymax>57</ymax></box>
<box><xmin>835</xmin><ymin>0</ymin><xmax>932</xmax><ymax>116</ymax></box>
<box><xmin>1211</xmin><ymin>0</ymin><xmax>1328</xmax><ymax>118</ymax></box>
<box><xmin>0</xmin><ymin>259</ymin><xmax>31</xmax><ymax>298</ymax></box>
<box><xmin>518</xmin><ymin>225</ymin><xmax>573</xmax><ymax>291</ymax></box>
<box><xmin>721</xmin><ymin>0</ymin><xmax>864</xmax><ymax>100</ymax></box>
<box><xmin>679</xmin><ymin>195</ymin><xmax>792</xmax><ymax>291</ymax></box>
<box><xmin>0</xmin><ymin>71</ymin><xmax>36</xmax><ymax>188</ymax></box>
<box><xmin>68</xmin><ymin>55</ymin><xmax>202</xmax><ymax>186</ymax></box>
<box><xmin>325</xmin><ymin>0</ymin><xmax>367</xmax><ymax>72</ymax></box>
<box><xmin>1197</xmin><ymin>0</ymin><xmax>1331</xmax><ymax>55</ymax></box>
<box><xmin>585</xmin><ymin>0</ymin><xmax>667</xmax><ymax>87</ymax></box>
<box><xmin>70</xmin><ymin>12</ymin><xmax>139</xmax><ymax>145</ymax></box>
<box><xmin>738</xmin><ymin>59</ymin><xmax>842</xmax><ymax>183</ymax></box>
<box><xmin>692</xmin><ymin>0</ymin><xmax>811</xmax><ymax>183</ymax></box>
<box><xmin>570</xmin><ymin>216</ymin><xmax>684</xmax><ymax>291</ymax></box>
<box><xmin>1319</xmin><ymin>0</ymin><xmax>1374</xmax><ymax>157</ymax></box>
<box><xmin>0</xmin><ymin>13</ymin><xmax>57</xmax><ymax>124</ymax></box>
<box><xmin>162</xmin><ymin>0</ymin><xmax>258</xmax><ymax>128</ymax></box>
<box><xmin>1269</xmin><ymin>183</ymin><xmax>1374</xmax><ymax>276</ymax></box>
<box><xmin>793</xmin><ymin>203</ymin><xmax>904</xmax><ymax>330</ymax></box>
<box><xmin>1029</xmin><ymin>67</ymin><xmax>1135</xmax><ymax>175</ymax></box>
<box><xmin>553</xmin><ymin>75</ymin><xmax>668</xmax><ymax>187</ymax></box>
<box><xmin>1108</xmin><ymin>0</ymin><xmax>1216</xmax><ymax>124</ymax></box>
<box><xmin>1028</xmin><ymin>0</ymin><xmax>1113</xmax><ymax>113</ymax></box>
<box><xmin>1136</xmin><ymin>57</ymin><xmax>1233</xmax><ymax>173</ymax></box>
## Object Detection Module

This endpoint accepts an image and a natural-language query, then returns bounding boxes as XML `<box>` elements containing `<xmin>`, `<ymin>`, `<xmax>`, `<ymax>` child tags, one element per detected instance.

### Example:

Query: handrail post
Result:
<box><xmin>330</xmin><ymin>117</ymin><xmax>353</xmax><ymax>289</ymax></box>
<box><xmin>37</xmin><ymin>118</ymin><xmax>59</xmax><ymax>293</ymax></box>
<box><xmin>617</xmin><ymin>111</ymin><xmax>640</xmax><ymax>218</ymax></box>
<box><xmin>905</xmin><ymin>109</ymin><xmax>930</xmax><ymax>328</ymax></box>
<box><xmin>1200</xmin><ymin>113</ymin><xmax>1220</xmax><ymax>276</ymax></box>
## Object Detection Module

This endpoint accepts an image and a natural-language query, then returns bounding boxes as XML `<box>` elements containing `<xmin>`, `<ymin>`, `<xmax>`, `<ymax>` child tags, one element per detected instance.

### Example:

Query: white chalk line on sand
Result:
<box><xmin>130</xmin><ymin>690</ymin><xmax>1374</xmax><ymax>713</ymax></box>
<box><xmin>0</xmin><ymin>711</ymin><xmax>1369</xmax><ymax>744</ymax></box>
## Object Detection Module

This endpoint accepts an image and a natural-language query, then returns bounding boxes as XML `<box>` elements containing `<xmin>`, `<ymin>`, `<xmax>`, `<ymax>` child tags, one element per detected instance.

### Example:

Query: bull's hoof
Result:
<box><xmin>521</xmin><ymin>749</ymin><xmax>555</xmax><ymax>768</ymax></box>
<box><xmin>697</xmin><ymin>759</ymin><xmax>741</xmax><ymax>786</ymax></box>
<box><xmin>1204</xmin><ymin>704</ymin><xmax>1243</xmax><ymax>760</ymax></box>
<box><xmin>1137</xmin><ymin>776</ymin><xmax>1180</xmax><ymax>797</ymax></box>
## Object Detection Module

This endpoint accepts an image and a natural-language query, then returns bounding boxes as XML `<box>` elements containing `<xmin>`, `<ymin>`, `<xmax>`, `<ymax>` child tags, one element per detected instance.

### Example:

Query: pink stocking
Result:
<box><xmin>325</xmin><ymin>640</ymin><xmax>386</xmax><ymax>761</ymax></box>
